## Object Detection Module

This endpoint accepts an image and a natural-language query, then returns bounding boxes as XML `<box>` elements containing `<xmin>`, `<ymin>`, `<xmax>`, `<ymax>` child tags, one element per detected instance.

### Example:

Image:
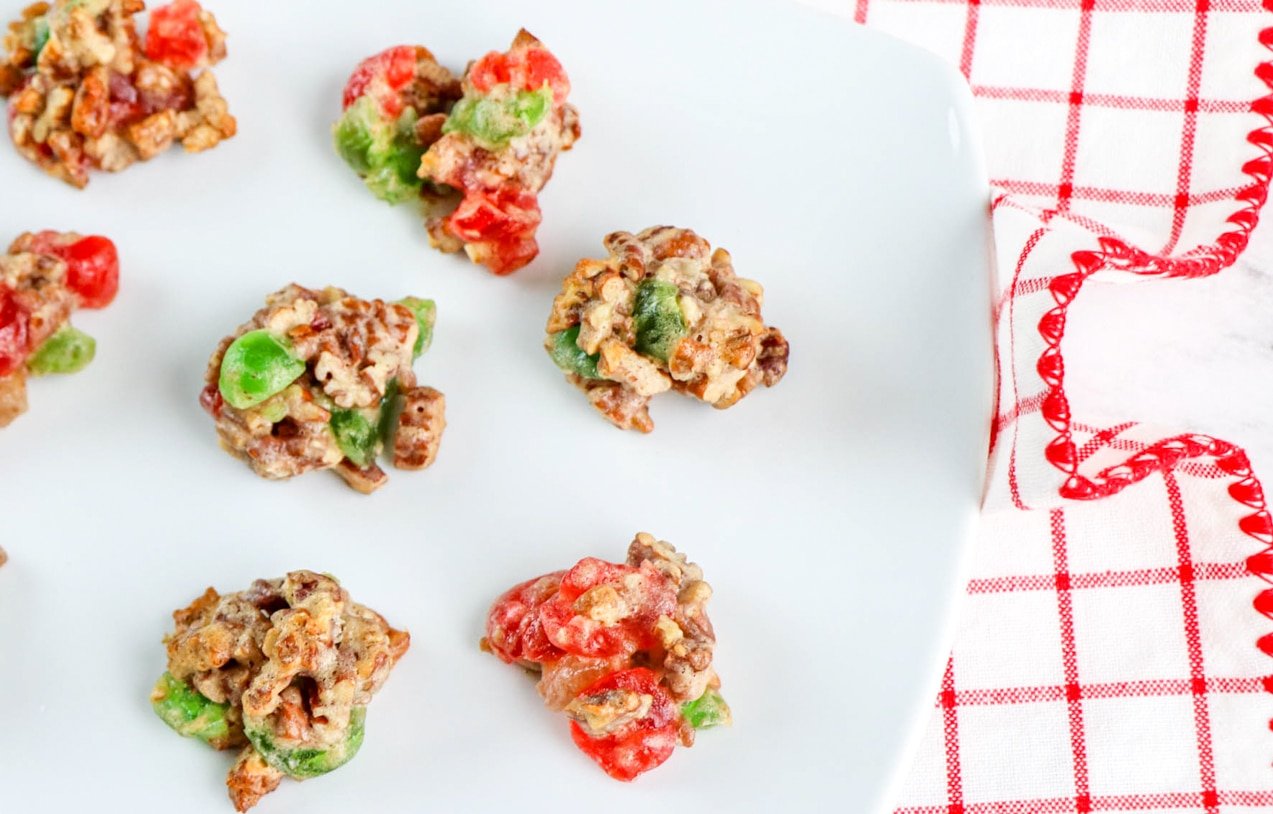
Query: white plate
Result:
<box><xmin>0</xmin><ymin>0</ymin><xmax>991</xmax><ymax>810</ymax></box>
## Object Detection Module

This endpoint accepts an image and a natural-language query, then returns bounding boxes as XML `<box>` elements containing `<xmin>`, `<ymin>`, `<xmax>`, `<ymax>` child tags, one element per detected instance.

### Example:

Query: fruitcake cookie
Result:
<box><xmin>546</xmin><ymin>227</ymin><xmax>790</xmax><ymax>432</ymax></box>
<box><xmin>0</xmin><ymin>0</ymin><xmax>235</xmax><ymax>188</ymax></box>
<box><xmin>200</xmin><ymin>285</ymin><xmax>445</xmax><ymax>493</ymax></box>
<box><xmin>334</xmin><ymin>29</ymin><xmax>579</xmax><ymax>275</ymax></box>
<box><xmin>0</xmin><ymin>230</ymin><xmax>119</xmax><ymax>426</ymax></box>
<box><xmin>153</xmin><ymin>571</ymin><xmax>409</xmax><ymax>812</ymax></box>
<box><xmin>482</xmin><ymin>533</ymin><xmax>730</xmax><ymax>781</ymax></box>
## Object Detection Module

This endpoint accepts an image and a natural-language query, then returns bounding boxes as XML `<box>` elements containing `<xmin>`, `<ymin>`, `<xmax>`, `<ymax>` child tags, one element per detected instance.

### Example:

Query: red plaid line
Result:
<box><xmin>895</xmin><ymin>791</ymin><xmax>1273</xmax><ymax>814</ymax></box>
<box><xmin>991</xmin><ymin>196</ymin><xmax>1123</xmax><ymax>239</ymax></box>
<box><xmin>992</xmin><ymin>391</ymin><xmax>1044</xmax><ymax>444</ymax></box>
<box><xmin>1050</xmin><ymin>509</ymin><xmax>1094</xmax><ymax>810</ymax></box>
<box><xmin>1002</xmin><ymin>227</ymin><xmax>1048</xmax><ymax>510</ymax></box>
<box><xmin>959</xmin><ymin>0</ymin><xmax>980</xmax><ymax>78</ymax></box>
<box><xmin>870</xmin><ymin>0</ymin><xmax>1258</xmax><ymax>10</ymax></box>
<box><xmin>966</xmin><ymin>561</ymin><xmax>1248</xmax><ymax>593</ymax></box>
<box><xmin>1053</xmin><ymin>0</ymin><xmax>1095</xmax><ymax>218</ymax></box>
<box><xmin>972</xmin><ymin>86</ymin><xmax>1249</xmax><ymax>114</ymax></box>
<box><xmin>994</xmin><ymin>277</ymin><xmax>1053</xmax><ymax>322</ymax></box>
<box><xmin>1165</xmin><ymin>472</ymin><xmax>1220</xmax><ymax>811</ymax></box>
<box><xmin>992</xmin><ymin>182</ymin><xmax>1247</xmax><ymax>209</ymax></box>
<box><xmin>1074</xmin><ymin>423</ymin><xmax>1136</xmax><ymax>463</ymax></box>
<box><xmin>940</xmin><ymin>657</ymin><xmax>969</xmax><ymax>810</ymax></box>
<box><xmin>1162</xmin><ymin>0</ymin><xmax>1217</xmax><ymax>254</ymax></box>
<box><xmin>945</xmin><ymin>677</ymin><xmax>1266</xmax><ymax>707</ymax></box>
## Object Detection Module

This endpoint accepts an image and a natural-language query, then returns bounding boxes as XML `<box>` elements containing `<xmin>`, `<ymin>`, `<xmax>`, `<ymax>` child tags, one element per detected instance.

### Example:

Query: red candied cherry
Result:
<box><xmin>145</xmin><ymin>0</ymin><xmax>210</xmax><ymax>71</ymax></box>
<box><xmin>447</xmin><ymin>187</ymin><xmax>542</xmax><ymax>275</ymax></box>
<box><xmin>446</xmin><ymin>187</ymin><xmax>540</xmax><ymax>242</ymax></box>
<box><xmin>522</xmin><ymin>48</ymin><xmax>570</xmax><ymax>104</ymax></box>
<box><xmin>0</xmin><ymin>288</ymin><xmax>31</xmax><ymax>377</ymax></box>
<box><xmin>342</xmin><ymin>45</ymin><xmax>419</xmax><ymax>117</ymax></box>
<box><xmin>485</xmin><ymin>236</ymin><xmax>540</xmax><ymax>277</ymax></box>
<box><xmin>24</xmin><ymin>232</ymin><xmax>119</xmax><ymax>309</ymax></box>
<box><xmin>60</xmin><ymin>235</ymin><xmax>120</xmax><ymax>309</ymax></box>
<box><xmin>538</xmin><ymin>557</ymin><xmax>677</xmax><ymax>659</ymax></box>
<box><xmin>198</xmin><ymin>382</ymin><xmax>223</xmax><ymax>418</ymax></box>
<box><xmin>484</xmin><ymin>571</ymin><xmax>566</xmax><ymax>665</ymax></box>
<box><xmin>567</xmin><ymin>667</ymin><xmax>680</xmax><ymax>781</ymax></box>
<box><xmin>469</xmin><ymin>47</ymin><xmax>569</xmax><ymax>104</ymax></box>
<box><xmin>106</xmin><ymin>72</ymin><xmax>146</xmax><ymax>127</ymax></box>
<box><xmin>467</xmin><ymin>52</ymin><xmax>511</xmax><ymax>93</ymax></box>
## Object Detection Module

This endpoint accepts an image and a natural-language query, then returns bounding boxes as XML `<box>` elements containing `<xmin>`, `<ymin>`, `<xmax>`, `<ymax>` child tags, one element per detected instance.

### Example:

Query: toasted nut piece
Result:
<box><xmin>393</xmin><ymin>386</ymin><xmax>446</xmax><ymax>470</ymax></box>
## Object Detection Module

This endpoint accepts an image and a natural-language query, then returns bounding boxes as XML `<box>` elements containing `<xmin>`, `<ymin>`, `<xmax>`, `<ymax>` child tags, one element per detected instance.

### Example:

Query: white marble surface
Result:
<box><xmin>795</xmin><ymin>0</ymin><xmax>1273</xmax><ymax>480</ymax></box>
<box><xmin>1064</xmin><ymin>223</ymin><xmax>1273</xmax><ymax>477</ymax></box>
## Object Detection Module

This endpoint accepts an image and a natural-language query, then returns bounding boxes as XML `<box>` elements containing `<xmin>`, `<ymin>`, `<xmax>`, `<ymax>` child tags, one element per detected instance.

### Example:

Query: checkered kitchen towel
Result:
<box><xmin>837</xmin><ymin>0</ymin><xmax>1273</xmax><ymax>810</ymax></box>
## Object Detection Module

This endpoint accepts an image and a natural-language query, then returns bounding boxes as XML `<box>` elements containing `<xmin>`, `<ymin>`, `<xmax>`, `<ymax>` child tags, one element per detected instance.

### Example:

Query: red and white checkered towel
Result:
<box><xmin>838</xmin><ymin>0</ymin><xmax>1273</xmax><ymax>810</ymax></box>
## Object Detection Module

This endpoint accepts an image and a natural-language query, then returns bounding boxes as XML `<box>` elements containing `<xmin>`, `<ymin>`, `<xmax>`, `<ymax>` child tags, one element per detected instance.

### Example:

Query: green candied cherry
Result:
<box><xmin>334</xmin><ymin>96</ymin><xmax>424</xmax><ymax>205</ymax></box>
<box><xmin>333</xmin><ymin>97</ymin><xmax>378</xmax><ymax>173</ymax></box>
<box><xmin>377</xmin><ymin>378</ymin><xmax>403</xmax><ymax>446</ymax></box>
<box><xmin>151</xmin><ymin>672</ymin><xmax>231</xmax><ymax>745</ymax></box>
<box><xmin>26</xmin><ymin>324</ymin><xmax>95</xmax><ymax>375</ymax></box>
<box><xmin>361</xmin><ymin>130</ymin><xmax>425</xmax><ymax>204</ymax></box>
<box><xmin>245</xmin><ymin>707</ymin><xmax>366</xmax><ymax>779</ymax></box>
<box><xmin>548</xmin><ymin>325</ymin><xmax>601</xmax><ymax>379</ymax></box>
<box><xmin>218</xmin><ymin>329</ymin><xmax>306</xmax><ymax>410</ymax></box>
<box><xmin>442</xmin><ymin>85</ymin><xmax>553</xmax><ymax>150</ymax></box>
<box><xmin>330</xmin><ymin>408</ymin><xmax>379</xmax><ymax>467</ymax></box>
<box><xmin>633</xmin><ymin>279</ymin><xmax>687</xmax><ymax>362</ymax></box>
<box><xmin>509</xmin><ymin>85</ymin><xmax>553</xmax><ymax>133</ymax></box>
<box><xmin>680</xmin><ymin>688</ymin><xmax>731</xmax><ymax>730</ymax></box>
<box><xmin>395</xmin><ymin>297</ymin><xmax>436</xmax><ymax>357</ymax></box>
<box><xmin>32</xmin><ymin>15</ymin><xmax>49</xmax><ymax>60</ymax></box>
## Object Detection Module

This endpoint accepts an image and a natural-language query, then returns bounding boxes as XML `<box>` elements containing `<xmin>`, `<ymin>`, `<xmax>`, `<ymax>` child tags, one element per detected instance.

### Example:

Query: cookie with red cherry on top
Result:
<box><xmin>0</xmin><ymin>230</ymin><xmax>120</xmax><ymax>427</ymax></box>
<box><xmin>1</xmin><ymin>0</ymin><xmax>236</xmax><ymax>188</ymax></box>
<box><xmin>332</xmin><ymin>30</ymin><xmax>580</xmax><ymax>276</ymax></box>
<box><xmin>482</xmin><ymin>533</ymin><xmax>731</xmax><ymax>781</ymax></box>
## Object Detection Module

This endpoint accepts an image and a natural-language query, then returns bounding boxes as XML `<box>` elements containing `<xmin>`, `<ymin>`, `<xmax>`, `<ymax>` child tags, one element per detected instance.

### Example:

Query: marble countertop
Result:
<box><xmin>1063</xmin><ymin>220</ymin><xmax>1273</xmax><ymax>479</ymax></box>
